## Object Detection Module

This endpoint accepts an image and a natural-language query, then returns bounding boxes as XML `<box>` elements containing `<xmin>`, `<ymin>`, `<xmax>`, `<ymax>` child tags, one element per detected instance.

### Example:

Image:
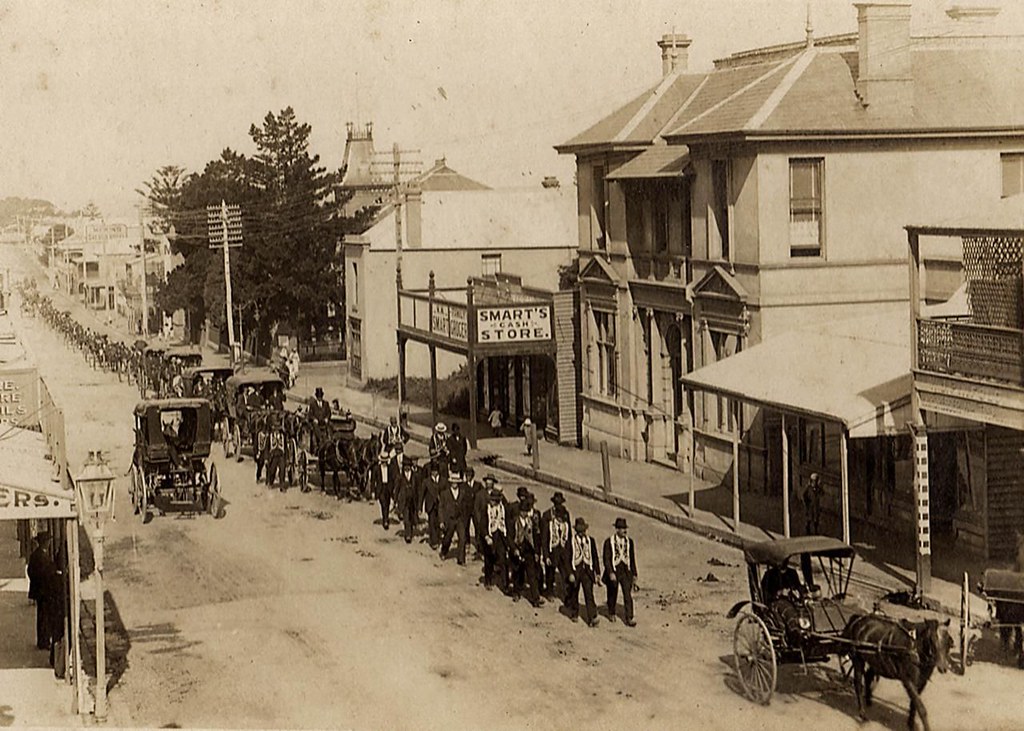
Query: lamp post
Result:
<box><xmin>75</xmin><ymin>450</ymin><xmax>115</xmax><ymax>722</ymax></box>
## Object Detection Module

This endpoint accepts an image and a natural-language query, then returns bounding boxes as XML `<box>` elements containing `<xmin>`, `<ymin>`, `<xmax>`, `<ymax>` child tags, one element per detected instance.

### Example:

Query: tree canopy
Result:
<box><xmin>142</xmin><ymin>107</ymin><xmax>368</xmax><ymax>352</ymax></box>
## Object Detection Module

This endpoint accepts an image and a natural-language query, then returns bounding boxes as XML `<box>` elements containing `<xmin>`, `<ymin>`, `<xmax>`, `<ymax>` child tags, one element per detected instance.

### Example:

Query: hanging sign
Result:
<box><xmin>475</xmin><ymin>305</ymin><xmax>552</xmax><ymax>344</ymax></box>
<box><xmin>0</xmin><ymin>485</ymin><xmax>76</xmax><ymax>519</ymax></box>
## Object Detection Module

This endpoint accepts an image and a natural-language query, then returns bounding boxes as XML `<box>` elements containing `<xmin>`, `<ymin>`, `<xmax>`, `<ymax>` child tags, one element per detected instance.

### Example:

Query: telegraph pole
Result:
<box><xmin>208</xmin><ymin>201</ymin><xmax>242</xmax><ymax>363</ymax></box>
<box><xmin>138</xmin><ymin>207</ymin><xmax>149</xmax><ymax>336</ymax></box>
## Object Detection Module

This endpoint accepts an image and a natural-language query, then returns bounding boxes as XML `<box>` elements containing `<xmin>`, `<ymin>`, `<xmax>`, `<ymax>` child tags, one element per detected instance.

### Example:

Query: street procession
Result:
<box><xmin>4</xmin><ymin>1</ymin><xmax>1024</xmax><ymax>729</ymax></box>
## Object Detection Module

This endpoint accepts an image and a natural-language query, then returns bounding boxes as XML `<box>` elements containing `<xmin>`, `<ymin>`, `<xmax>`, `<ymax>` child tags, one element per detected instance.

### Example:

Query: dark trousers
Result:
<box><xmin>511</xmin><ymin>544</ymin><xmax>541</xmax><ymax>603</ymax></box>
<box><xmin>36</xmin><ymin>601</ymin><xmax>48</xmax><ymax>649</ymax></box>
<box><xmin>399</xmin><ymin>497</ymin><xmax>418</xmax><ymax>543</ymax></box>
<box><xmin>378</xmin><ymin>486</ymin><xmax>393</xmax><ymax>529</ymax></box>
<box><xmin>566</xmin><ymin>568</ymin><xmax>597</xmax><ymax>622</ymax></box>
<box><xmin>483</xmin><ymin>533</ymin><xmax>509</xmax><ymax>591</ymax></box>
<box><xmin>544</xmin><ymin>547</ymin><xmax>567</xmax><ymax>598</ymax></box>
<box><xmin>606</xmin><ymin>565</ymin><xmax>634</xmax><ymax>621</ymax></box>
<box><xmin>266</xmin><ymin>450</ymin><xmax>285</xmax><ymax>487</ymax></box>
<box><xmin>440</xmin><ymin>518</ymin><xmax>469</xmax><ymax>564</ymax></box>
<box><xmin>425</xmin><ymin>507</ymin><xmax>440</xmax><ymax>548</ymax></box>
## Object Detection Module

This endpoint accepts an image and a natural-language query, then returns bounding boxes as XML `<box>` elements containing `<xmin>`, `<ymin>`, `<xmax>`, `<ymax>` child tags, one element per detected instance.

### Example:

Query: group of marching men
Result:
<box><xmin>365</xmin><ymin>416</ymin><xmax>640</xmax><ymax>627</ymax></box>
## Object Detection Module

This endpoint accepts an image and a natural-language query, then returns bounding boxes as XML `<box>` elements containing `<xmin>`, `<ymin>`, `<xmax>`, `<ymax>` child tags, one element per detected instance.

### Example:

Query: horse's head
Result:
<box><xmin>905</xmin><ymin>618</ymin><xmax>953</xmax><ymax>674</ymax></box>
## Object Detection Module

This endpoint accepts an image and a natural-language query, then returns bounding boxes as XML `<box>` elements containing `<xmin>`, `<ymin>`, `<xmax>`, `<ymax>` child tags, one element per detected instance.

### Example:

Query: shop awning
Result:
<box><xmin>682</xmin><ymin>320</ymin><xmax>912</xmax><ymax>438</ymax></box>
<box><xmin>0</xmin><ymin>427</ymin><xmax>75</xmax><ymax>519</ymax></box>
<box><xmin>607</xmin><ymin>146</ymin><xmax>690</xmax><ymax>180</ymax></box>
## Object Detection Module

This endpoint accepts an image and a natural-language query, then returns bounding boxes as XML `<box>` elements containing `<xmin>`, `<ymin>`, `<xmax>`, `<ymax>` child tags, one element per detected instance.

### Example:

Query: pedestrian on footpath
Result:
<box><xmin>803</xmin><ymin>472</ymin><xmax>823</xmax><ymax>535</ymax></box>
<box><xmin>520</xmin><ymin>417</ymin><xmax>534</xmax><ymax>456</ymax></box>
<box><xmin>602</xmin><ymin>517</ymin><xmax>638</xmax><ymax>626</ymax></box>
<box><xmin>421</xmin><ymin>461</ymin><xmax>445</xmax><ymax>549</ymax></box>
<box><xmin>482</xmin><ymin>480</ymin><xmax>510</xmax><ymax>593</ymax></box>
<box><xmin>27</xmin><ymin>532</ymin><xmax>63</xmax><ymax>663</ymax></box>
<box><xmin>488</xmin><ymin>406</ymin><xmax>504</xmax><ymax>437</ymax></box>
<box><xmin>439</xmin><ymin>471</ymin><xmax>473</xmax><ymax>565</ymax></box>
<box><xmin>396</xmin><ymin>455</ymin><xmax>420</xmax><ymax>543</ymax></box>
<box><xmin>566</xmin><ymin>517</ymin><xmax>601</xmax><ymax>627</ymax></box>
<box><xmin>541</xmin><ymin>492</ymin><xmax>571</xmax><ymax>601</ymax></box>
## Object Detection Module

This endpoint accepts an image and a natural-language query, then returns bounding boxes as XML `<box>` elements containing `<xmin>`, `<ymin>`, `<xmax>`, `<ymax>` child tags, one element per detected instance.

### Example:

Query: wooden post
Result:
<box><xmin>429</xmin><ymin>345</ymin><xmax>438</xmax><ymax>428</ymax></box>
<box><xmin>781</xmin><ymin>413</ymin><xmax>790</xmax><ymax>538</ymax></box>
<box><xmin>840</xmin><ymin>428</ymin><xmax>850</xmax><ymax>544</ymax></box>
<box><xmin>732</xmin><ymin>400</ymin><xmax>740</xmax><ymax>532</ymax></box>
<box><xmin>530</xmin><ymin>422</ymin><xmax>540</xmax><ymax>471</ymax></box>
<box><xmin>688</xmin><ymin>429</ymin><xmax>695</xmax><ymax>516</ymax></box>
<box><xmin>600</xmin><ymin>440</ymin><xmax>612</xmax><ymax>495</ymax></box>
<box><xmin>466</xmin><ymin>278</ymin><xmax>478</xmax><ymax>450</ymax></box>
<box><xmin>395</xmin><ymin>266</ymin><xmax>404</xmax><ymax>410</ymax></box>
<box><xmin>70</xmin><ymin>515</ymin><xmax>84</xmax><ymax>714</ymax></box>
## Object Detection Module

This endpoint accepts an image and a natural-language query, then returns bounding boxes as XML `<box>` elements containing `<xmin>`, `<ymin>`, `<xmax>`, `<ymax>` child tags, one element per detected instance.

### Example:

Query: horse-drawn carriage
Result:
<box><xmin>728</xmin><ymin>536</ymin><xmax>952</xmax><ymax>728</ymax></box>
<box><xmin>958</xmin><ymin>568</ymin><xmax>1024</xmax><ymax>671</ymax></box>
<box><xmin>184</xmin><ymin>364</ymin><xmax>234</xmax><ymax>438</ymax></box>
<box><xmin>129</xmin><ymin>398</ymin><xmax>220</xmax><ymax>521</ymax></box>
<box><xmin>138</xmin><ymin>345</ymin><xmax>165</xmax><ymax>397</ymax></box>
<box><xmin>294</xmin><ymin>409</ymin><xmax>361</xmax><ymax>495</ymax></box>
<box><xmin>223</xmin><ymin>370</ymin><xmax>286</xmax><ymax>460</ymax></box>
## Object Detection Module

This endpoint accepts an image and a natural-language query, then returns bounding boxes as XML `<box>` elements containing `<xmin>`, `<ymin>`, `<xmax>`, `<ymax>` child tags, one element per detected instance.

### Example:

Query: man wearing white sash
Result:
<box><xmin>566</xmin><ymin>517</ymin><xmax>601</xmax><ymax>627</ymax></box>
<box><xmin>602</xmin><ymin>517</ymin><xmax>638</xmax><ymax>626</ymax></box>
<box><xmin>541</xmin><ymin>492</ymin><xmax>571</xmax><ymax>601</ymax></box>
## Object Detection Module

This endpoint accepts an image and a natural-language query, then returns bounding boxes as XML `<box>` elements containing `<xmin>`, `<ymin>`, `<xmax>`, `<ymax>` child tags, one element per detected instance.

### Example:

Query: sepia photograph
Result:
<box><xmin>2</xmin><ymin>1</ymin><xmax>1024</xmax><ymax>728</ymax></box>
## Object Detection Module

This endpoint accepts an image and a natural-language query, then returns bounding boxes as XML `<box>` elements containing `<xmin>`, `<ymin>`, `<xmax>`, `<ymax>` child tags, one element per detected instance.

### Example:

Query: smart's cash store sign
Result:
<box><xmin>475</xmin><ymin>305</ymin><xmax>552</xmax><ymax>344</ymax></box>
<box><xmin>0</xmin><ymin>368</ymin><xmax>37</xmax><ymax>425</ymax></box>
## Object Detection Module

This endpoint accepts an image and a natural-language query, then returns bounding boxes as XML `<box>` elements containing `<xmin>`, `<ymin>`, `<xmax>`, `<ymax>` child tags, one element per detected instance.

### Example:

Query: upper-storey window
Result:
<box><xmin>711</xmin><ymin>159</ymin><xmax>730</xmax><ymax>260</ymax></box>
<box><xmin>481</xmin><ymin>253</ymin><xmax>502</xmax><ymax>276</ymax></box>
<box><xmin>790</xmin><ymin>158</ymin><xmax>824</xmax><ymax>257</ymax></box>
<box><xmin>1001</xmin><ymin>153</ymin><xmax>1024</xmax><ymax>198</ymax></box>
<box><xmin>592</xmin><ymin>165</ymin><xmax>607</xmax><ymax>250</ymax></box>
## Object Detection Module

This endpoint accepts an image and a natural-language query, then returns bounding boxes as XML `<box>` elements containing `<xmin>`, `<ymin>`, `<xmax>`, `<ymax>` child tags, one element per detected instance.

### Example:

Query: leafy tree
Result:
<box><xmin>80</xmin><ymin>201</ymin><xmax>101</xmax><ymax>219</ymax></box>
<box><xmin>136</xmin><ymin>165</ymin><xmax>186</xmax><ymax>232</ymax></box>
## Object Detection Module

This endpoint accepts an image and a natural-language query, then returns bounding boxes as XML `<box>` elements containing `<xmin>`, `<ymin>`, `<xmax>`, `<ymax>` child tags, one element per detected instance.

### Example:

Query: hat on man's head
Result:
<box><xmin>551</xmin><ymin>492</ymin><xmax>566</xmax><ymax>506</ymax></box>
<box><xmin>449</xmin><ymin>471</ymin><xmax>464</xmax><ymax>482</ymax></box>
<box><xmin>524</xmin><ymin>491</ymin><xmax>536</xmax><ymax>506</ymax></box>
<box><xmin>574</xmin><ymin>517</ymin><xmax>588</xmax><ymax>531</ymax></box>
<box><xmin>35</xmin><ymin>532</ymin><xmax>51</xmax><ymax>544</ymax></box>
<box><xmin>516</xmin><ymin>486</ymin><xmax>530</xmax><ymax>500</ymax></box>
<box><xmin>314</xmin><ymin>387</ymin><xmax>324</xmax><ymax>397</ymax></box>
<box><xmin>465</xmin><ymin>466</ymin><xmax>475</xmax><ymax>477</ymax></box>
<box><xmin>482</xmin><ymin>473</ymin><xmax>497</xmax><ymax>484</ymax></box>
<box><xmin>429</xmin><ymin>461</ymin><xmax>440</xmax><ymax>473</ymax></box>
<box><xmin>614</xmin><ymin>517</ymin><xmax>628</xmax><ymax>530</ymax></box>
<box><xmin>451</xmin><ymin>422</ymin><xmax>460</xmax><ymax>433</ymax></box>
<box><xmin>434</xmin><ymin>422</ymin><xmax>447</xmax><ymax>433</ymax></box>
<box><xmin>488</xmin><ymin>486</ymin><xmax>503</xmax><ymax>501</ymax></box>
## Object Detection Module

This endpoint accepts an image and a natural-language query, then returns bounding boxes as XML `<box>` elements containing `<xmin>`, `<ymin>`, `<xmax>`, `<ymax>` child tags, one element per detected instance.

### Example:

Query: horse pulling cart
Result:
<box><xmin>727</xmin><ymin>535</ymin><xmax>952</xmax><ymax>731</ymax></box>
<box><xmin>223</xmin><ymin>370</ymin><xmax>286</xmax><ymax>460</ymax></box>
<box><xmin>129</xmin><ymin>398</ymin><xmax>221</xmax><ymax>521</ymax></box>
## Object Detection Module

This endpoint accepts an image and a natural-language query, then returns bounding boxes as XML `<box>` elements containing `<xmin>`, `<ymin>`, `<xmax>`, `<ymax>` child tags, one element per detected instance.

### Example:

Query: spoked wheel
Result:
<box><xmin>733</xmin><ymin>612</ymin><xmax>777</xmax><ymax>705</ymax></box>
<box><xmin>135</xmin><ymin>468</ymin><xmax>149</xmax><ymax>524</ymax></box>
<box><xmin>299</xmin><ymin>452</ymin><xmax>309</xmax><ymax>493</ymax></box>
<box><xmin>222</xmin><ymin>418</ymin><xmax>233</xmax><ymax>457</ymax></box>
<box><xmin>959</xmin><ymin>570</ymin><xmax>971</xmax><ymax>674</ymax></box>
<box><xmin>233</xmin><ymin>423</ymin><xmax>243</xmax><ymax>462</ymax></box>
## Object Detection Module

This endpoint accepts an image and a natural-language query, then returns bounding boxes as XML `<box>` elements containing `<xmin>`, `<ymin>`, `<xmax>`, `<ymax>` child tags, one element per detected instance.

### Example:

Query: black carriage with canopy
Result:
<box><xmin>727</xmin><ymin>536</ymin><xmax>863</xmax><ymax>704</ymax></box>
<box><xmin>224</xmin><ymin>370</ymin><xmax>286</xmax><ymax>459</ymax></box>
<box><xmin>130</xmin><ymin>398</ymin><xmax>220</xmax><ymax>521</ymax></box>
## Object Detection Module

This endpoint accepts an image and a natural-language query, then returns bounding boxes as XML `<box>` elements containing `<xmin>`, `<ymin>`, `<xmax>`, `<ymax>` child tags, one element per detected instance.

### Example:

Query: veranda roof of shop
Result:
<box><xmin>0</xmin><ymin>427</ymin><xmax>76</xmax><ymax>519</ymax></box>
<box><xmin>606</xmin><ymin>146</ymin><xmax>690</xmax><ymax>180</ymax></box>
<box><xmin>681</xmin><ymin>318</ymin><xmax>911</xmax><ymax>438</ymax></box>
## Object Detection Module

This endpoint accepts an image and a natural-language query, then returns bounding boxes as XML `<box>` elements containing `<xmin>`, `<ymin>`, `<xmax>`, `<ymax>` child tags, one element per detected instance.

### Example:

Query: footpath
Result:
<box><xmin>294</xmin><ymin>361</ymin><xmax>985</xmax><ymax>622</ymax></box>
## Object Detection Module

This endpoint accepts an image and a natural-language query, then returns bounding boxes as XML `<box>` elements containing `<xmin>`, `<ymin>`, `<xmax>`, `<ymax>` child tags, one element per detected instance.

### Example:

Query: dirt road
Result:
<box><xmin>6</xmin><ymin>245</ymin><xmax>1023</xmax><ymax>731</ymax></box>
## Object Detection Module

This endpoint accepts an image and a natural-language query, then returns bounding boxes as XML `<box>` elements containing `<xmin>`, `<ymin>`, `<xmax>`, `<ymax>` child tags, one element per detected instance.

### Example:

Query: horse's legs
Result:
<box><xmin>851</xmin><ymin>656</ymin><xmax>867</xmax><ymax>721</ymax></box>
<box><xmin>1015</xmin><ymin>627</ymin><xmax>1024</xmax><ymax>669</ymax></box>
<box><xmin>864</xmin><ymin>667</ymin><xmax>875</xmax><ymax>707</ymax></box>
<box><xmin>902</xmin><ymin>677</ymin><xmax>928</xmax><ymax>731</ymax></box>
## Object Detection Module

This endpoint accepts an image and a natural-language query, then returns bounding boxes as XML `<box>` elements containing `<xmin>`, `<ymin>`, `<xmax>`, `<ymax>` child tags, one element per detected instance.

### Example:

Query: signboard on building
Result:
<box><xmin>475</xmin><ymin>304</ymin><xmax>552</xmax><ymax>344</ymax></box>
<box><xmin>432</xmin><ymin>302</ymin><xmax>469</xmax><ymax>342</ymax></box>
<box><xmin>0</xmin><ymin>367</ymin><xmax>38</xmax><ymax>427</ymax></box>
<box><xmin>0</xmin><ymin>484</ymin><xmax>75</xmax><ymax>519</ymax></box>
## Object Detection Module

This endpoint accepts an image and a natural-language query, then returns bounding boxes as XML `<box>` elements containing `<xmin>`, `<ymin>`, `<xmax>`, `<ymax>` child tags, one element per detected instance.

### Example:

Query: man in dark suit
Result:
<box><xmin>566</xmin><ymin>517</ymin><xmax>601</xmax><ymax>627</ymax></box>
<box><xmin>439</xmin><ymin>471</ymin><xmax>473</xmax><ymax>565</ymax></box>
<box><xmin>482</xmin><ymin>483</ymin><xmax>510</xmax><ymax>592</ymax></box>
<box><xmin>307</xmin><ymin>386</ymin><xmax>332</xmax><ymax>451</ymax></box>
<box><xmin>508</xmin><ymin>491</ymin><xmax>545</xmax><ymax>607</ymax></box>
<box><xmin>602</xmin><ymin>517</ymin><xmax>639</xmax><ymax>626</ymax></box>
<box><xmin>421</xmin><ymin>461</ymin><xmax>447</xmax><ymax>549</ymax></box>
<box><xmin>447</xmin><ymin>422</ymin><xmax>468</xmax><ymax>477</ymax></box>
<box><xmin>395</xmin><ymin>456</ymin><xmax>421</xmax><ymax>544</ymax></box>
<box><xmin>27</xmin><ymin>532</ymin><xmax>62</xmax><ymax>660</ymax></box>
<box><xmin>472</xmin><ymin>473</ymin><xmax>496</xmax><ymax>559</ymax></box>
<box><xmin>541</xmin><ymin>492</ymin><xmax>572</xmax><ymax>601</ymax></box>
<box><xmin>372</xmin><ymin>444</ymin><xmax>399</xmax><ymax>530</ymax></box>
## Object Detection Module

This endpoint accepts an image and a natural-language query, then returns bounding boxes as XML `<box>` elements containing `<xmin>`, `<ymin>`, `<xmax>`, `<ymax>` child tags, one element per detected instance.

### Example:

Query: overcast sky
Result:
<box><xmin>0</xmin><ymin>0</ymin><xmax>1018</xmax><ymax>215</ymax></box>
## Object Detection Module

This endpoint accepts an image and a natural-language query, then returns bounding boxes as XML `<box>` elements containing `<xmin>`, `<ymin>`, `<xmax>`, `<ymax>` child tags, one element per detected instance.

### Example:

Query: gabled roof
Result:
<box><xmin>578</xmin><ymin>255</ymin><xmax>621</xmax><ymax>284</ymax></box>
<box><xmin>559</xmin><ymin>34</ymin><xmax>1024</xmax><ymax>152</ymax></box>
<box><xmin>416</xmin><ymin>158</ymin><xmax>490</xmax><ymax>192</ymax></box>
<box><xmin>692</xmin><ymin>265</ymin><xmax>748</xmax><ymax>301</ymax></box>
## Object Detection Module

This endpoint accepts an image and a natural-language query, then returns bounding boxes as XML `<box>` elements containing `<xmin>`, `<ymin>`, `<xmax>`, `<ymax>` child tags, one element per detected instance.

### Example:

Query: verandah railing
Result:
<box><xmin>917</xmin><ymin>317</ymin><xmax>1024</xmax><ymax>386</ymax></box>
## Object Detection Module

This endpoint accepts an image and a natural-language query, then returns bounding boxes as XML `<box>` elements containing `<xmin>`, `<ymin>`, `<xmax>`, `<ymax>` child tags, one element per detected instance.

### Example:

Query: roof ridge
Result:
<box><xmin>653</xmin><ymin>74</ymin><xmax>711</xmax><ymax>141</ymax></box>
<box><xmin>615</xmin><ymin>71</ymin><xmax>687</xmax><ymax>143</ymax></box>
<box><xmin>671</xmin><ymin>58</ymin><xmax>797</xmax><ymax>135</ymax></box>
<box><xmin>745</xmin><ymin>48</ymin><xmax>819</xmax><ymax>131</ymax></box>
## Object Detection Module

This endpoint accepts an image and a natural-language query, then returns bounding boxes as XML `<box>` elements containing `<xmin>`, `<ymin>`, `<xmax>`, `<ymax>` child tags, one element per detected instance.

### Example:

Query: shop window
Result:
<box><xmin>1001</xmin><ymin>152</ymin><xmax>1024</xmax><ymax>198</ymax></box>
<box><xmin>349</xmin><ymin>318</ymin><xmax>362</xmax><ymax>380</ymax></box>
<box><xmin>790</xmin><ymin>158</ymin><xmax>824</xmax><ymax>257</ymax></box>
<box><xmin>711</xmin><ymin>160</ymin><xmax>730</xmax><ymax>261</ymax></box>
<box><xmin>594</xmin><ymin>310</ymin><xmax>617</xmax><ymax>396</ymax></box>
<box><xmin>707</xmin><ymin>329</ymin><xmax>740</xmax><ymax>433</ymax></box>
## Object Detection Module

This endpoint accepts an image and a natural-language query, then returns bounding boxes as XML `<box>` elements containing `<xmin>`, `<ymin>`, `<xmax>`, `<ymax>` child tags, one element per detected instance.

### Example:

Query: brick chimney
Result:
<box><xmin>404</xmin><ymin>182</ymin><xmax>422</xmax><ymax>249</ymax></box>
<box><xmin>657</xmin><ymin>34</ymin><xmax>691</xmax><ymax>76</ymax></box>
<box><xmin>854</xmin><ymin>2</ymin><xmax>914</xmax><ymax>115</ymax></box>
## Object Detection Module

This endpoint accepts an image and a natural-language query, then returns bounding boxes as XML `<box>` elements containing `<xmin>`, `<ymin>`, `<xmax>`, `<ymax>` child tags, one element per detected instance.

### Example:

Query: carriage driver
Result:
<box><xmin>308</xmin><ymin>387</ymin><xmax>332</xmax><ymax>451</ymax></box>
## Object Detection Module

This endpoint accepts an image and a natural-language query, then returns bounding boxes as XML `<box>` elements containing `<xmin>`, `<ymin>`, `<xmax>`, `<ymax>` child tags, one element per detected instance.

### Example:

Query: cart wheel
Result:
<box><xmin>299</xmin><ymin>452</ymin><xmax>309</xmax><ymax>493</ymax></box>
<box><xmin>233</xmin><ymin>423</ymin><xmax>243</xmax><ymax>462</ymax></box>
<box><xmin>129</xmin><ymin>464</ymin><xmax>140</xmax><ymax>515</ymax></box>
<box><xmin>138</xmin><ymin>472</ymin><xmax>149</xmax><ymax>523</ymax></box>
<box><xmin>222</xmin><ymin>418</ymin><xmax>232</xmax><ymax>457</ymax></box>
<box><xmin>733</xmin><ymin>612</ymin><xmax>777</xmax><ymax>705</ymax></box>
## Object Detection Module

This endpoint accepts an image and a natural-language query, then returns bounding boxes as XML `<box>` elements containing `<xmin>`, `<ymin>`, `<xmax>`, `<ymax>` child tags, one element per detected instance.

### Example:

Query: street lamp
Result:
<box><xmin>74</xmin><ymin>450</ymin><xmax>115</xmax><ymax>722</ymax></box>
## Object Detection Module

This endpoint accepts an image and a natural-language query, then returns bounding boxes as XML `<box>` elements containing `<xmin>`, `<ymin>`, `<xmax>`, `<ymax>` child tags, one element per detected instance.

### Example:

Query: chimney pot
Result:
<box><xmin>657</xmin><ymin>33</ymin><xmax>691</xmax><ymax>76</ymax></box>
<box><xmin>854</xmin><ymin>2</ymin><xmax>913</xmax><ymax>114</ymax></box>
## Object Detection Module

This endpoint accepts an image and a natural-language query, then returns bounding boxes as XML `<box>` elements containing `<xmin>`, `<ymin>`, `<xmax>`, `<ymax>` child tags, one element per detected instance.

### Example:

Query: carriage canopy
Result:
<box><xmin>225</xmin><ymin>370</ymin><xmax>285</xmax><ymax>392</ymax></box>
<box><xmin>133</xmin><ymin>398</ymin><xmax>213</xmax><ymax>461</ymax></box>
<box><xmin>743</xmin><ymin>536</ymin><xmax>855</xmax><ymax>568</ymax></box>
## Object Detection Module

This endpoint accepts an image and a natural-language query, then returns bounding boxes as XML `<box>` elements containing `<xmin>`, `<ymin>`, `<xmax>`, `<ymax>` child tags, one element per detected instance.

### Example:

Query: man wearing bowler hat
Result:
<box><xmin>541</xmin><ymin>492</ymin><xmax>572</xmax><ymax>601</ymax></box>
<box><xmin>472</xmin><ymin>473</ymin><xmax>497</xmax><ymax>559</ymax></box>
<box><xmin>482</xmin><ymin>482</ymin><xmax>510</xmax><ymax>592</ymax></box>
<box><xmin>603</xmin><ymin>517</ymin><xmax>638</xmax><ymax>626</ymax></box>
<box><xmin>395</xmin><ymin>455</ymin><xmax>421</xmax><ymax>543</ymax></box>
<box><xmin>566</xmin><ymin>517</ymin><xmax>601</xmax><ymax>626</ymax></box>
